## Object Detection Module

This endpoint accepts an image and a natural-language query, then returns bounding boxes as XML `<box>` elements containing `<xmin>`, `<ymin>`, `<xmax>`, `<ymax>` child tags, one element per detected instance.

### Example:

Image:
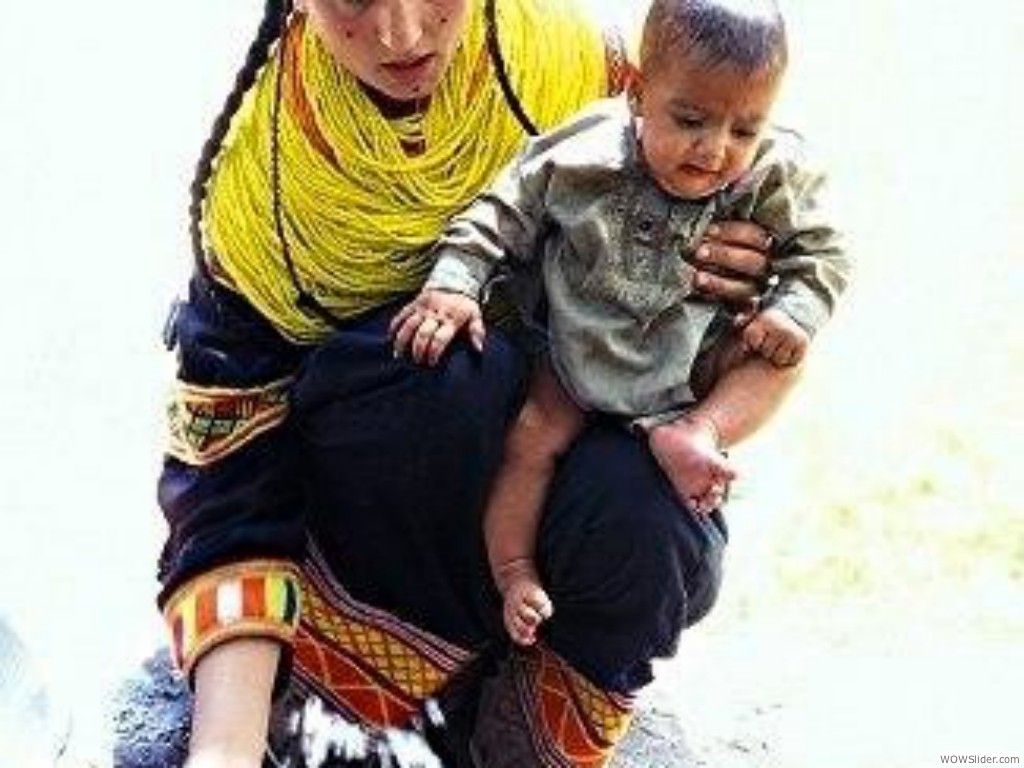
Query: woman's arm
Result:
<box><xmin>184</xmin><ymin>639</ymin><xmax>280</xmax><ymax>768</ymax></box>
<box><xmin>159</xmin><ymin>274</ymin><xmax>307</xmax><ymax>764</ymax></box>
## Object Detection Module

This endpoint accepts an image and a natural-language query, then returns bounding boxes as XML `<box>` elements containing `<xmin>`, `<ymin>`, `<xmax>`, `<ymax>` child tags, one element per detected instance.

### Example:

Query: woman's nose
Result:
<box><xmin>376</xmin><ymin>0</ymin><xmax>424</xmax><ymax>54</ymax></box>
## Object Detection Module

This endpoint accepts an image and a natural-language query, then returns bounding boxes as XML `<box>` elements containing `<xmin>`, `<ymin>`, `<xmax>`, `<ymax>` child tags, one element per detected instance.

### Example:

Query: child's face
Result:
<box><xmin>299</xmin><ymin>0</ymin><xmax>470</xmax><ymax>102</ymax></box>
<box><xmin>635</xmin><ymin>50</ymin><xmax>782</xmax><ymax>199</ymax></box>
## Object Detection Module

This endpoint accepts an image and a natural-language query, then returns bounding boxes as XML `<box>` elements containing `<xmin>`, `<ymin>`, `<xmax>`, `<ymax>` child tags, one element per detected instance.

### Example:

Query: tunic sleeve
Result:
<box><xmin>737</xmin><ymin>131</ymin><xmax>852</xmax><ymax>336</ymax></box>
<box><xmin>156</xmin><ymin>272</ymin><xmax>307</xmax><ymax>682</ymax></box>
<box><xmin>424</xmin><ymin>136</ymin><xmax>558</xmax><ymax>299</ymax></box>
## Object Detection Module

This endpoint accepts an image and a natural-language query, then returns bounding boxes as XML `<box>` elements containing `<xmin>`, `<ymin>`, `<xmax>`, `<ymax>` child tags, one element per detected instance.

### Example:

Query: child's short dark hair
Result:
<box><xmin>640</xmin><ymin>0</ymin><xmax>788</xmax><ymax>77</ymax></box>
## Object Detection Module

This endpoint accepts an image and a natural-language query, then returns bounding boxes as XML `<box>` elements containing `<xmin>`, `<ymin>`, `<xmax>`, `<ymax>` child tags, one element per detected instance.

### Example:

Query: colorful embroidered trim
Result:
<box><xmin>163</xmin><ymin>560</ymin><xmax>302</xmax><ymax>676</ymax></box>
<box><xmin>513</xmin><ymin>646</ymin><xmax>635</xmax><ymax>768</ymax></box>
<box><xmin>166</xmin><ymin>376</ymin><xmax>294</xmax><ymax>466</ymax></box>
<box><xmin>291</xmin><ymin>544</ymin><xmax>472</xmax><ymax>729</ymax></box>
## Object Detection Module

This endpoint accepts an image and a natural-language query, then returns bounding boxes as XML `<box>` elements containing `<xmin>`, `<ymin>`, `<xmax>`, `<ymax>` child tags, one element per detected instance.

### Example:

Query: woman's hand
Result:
<box><xmin>390</xmin><ymin>288</ymin><xmax>486</xmax><ymax>365</ymax></box>
<box><xmin>693</xmin><ymin>220</ymin><xmax>773</xmax><ymax>321</ymax></box>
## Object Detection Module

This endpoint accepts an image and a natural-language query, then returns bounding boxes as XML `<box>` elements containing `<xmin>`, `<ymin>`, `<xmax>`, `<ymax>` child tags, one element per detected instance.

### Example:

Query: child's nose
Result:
<box><xmin>693</xmin><ymin>130</ymin><xmax>728</xmax><ymax>168</ymax></box>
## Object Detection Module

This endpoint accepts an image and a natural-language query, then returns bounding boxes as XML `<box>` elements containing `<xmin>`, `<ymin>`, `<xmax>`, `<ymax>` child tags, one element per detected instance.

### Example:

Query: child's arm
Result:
<box><xmin>390</xmin><ymin>137</ymin><xmax>559</xmax><ymax>363</ymax></box>
<box><xmin>390</xmin><ymin>289</ymin><xmax>485</xmax><ymax>364</ymax></box>
<box><xmin>648</xmin><ymin>337</ymin><xmax>802</xmax><ymax>511</ymax></box>
<box><xmin>733</xmin><ymin>132</ymin><xmax>852</xmax><ymax>365</ymax></box>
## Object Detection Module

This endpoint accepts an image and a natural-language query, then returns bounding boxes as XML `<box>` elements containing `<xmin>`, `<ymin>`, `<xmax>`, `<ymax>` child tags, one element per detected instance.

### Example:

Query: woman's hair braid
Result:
<box><xmin>188</xmin><ymin>0</ymin><xmax>292</xmax><ymax>269</ymax></box>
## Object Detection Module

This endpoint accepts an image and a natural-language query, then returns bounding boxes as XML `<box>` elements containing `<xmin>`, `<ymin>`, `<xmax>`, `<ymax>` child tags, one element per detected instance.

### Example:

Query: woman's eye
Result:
<box><xmin>732</xmin><ymin>127</ymin><xmax>759</xmax><ymax>141</ymax></box>
<box><xmin>334</xmin><ymin>0</ymin><xmax>371</xmax><ymax>13</ymax></box>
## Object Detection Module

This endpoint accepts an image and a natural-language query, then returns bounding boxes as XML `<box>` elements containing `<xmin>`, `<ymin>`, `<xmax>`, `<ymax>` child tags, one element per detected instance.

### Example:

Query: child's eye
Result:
<box><xmin>673</xmin><ymin>114</ymin><xmax>704</xmax><ymax>130</ymax></box>
<box><xmin>732</xmin><ymin>127</ymin><xmax>759</xmax><ymax>141</ymax></box>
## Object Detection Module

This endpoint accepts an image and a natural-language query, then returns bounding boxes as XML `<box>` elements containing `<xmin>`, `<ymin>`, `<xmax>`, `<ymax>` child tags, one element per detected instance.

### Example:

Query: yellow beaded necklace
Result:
<box><xmin>202</xmin><ymin>0</ymin><xmax>610</xmax><ymax>343</ymax></box>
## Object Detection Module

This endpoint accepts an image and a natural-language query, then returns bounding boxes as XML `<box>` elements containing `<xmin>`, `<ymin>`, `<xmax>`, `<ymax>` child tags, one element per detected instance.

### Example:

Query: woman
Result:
<box><xmin>156</xmin><ymin>1</ymin><xmax>772</xmax><ymax>766</ymax></box>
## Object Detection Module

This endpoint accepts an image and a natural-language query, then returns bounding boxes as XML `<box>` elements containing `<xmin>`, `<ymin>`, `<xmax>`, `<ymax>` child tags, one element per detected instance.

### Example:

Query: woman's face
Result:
<box><xmin>298</xmin><ymin>0</ymin><xmax>471</xmax><ymax>101</ymax></box>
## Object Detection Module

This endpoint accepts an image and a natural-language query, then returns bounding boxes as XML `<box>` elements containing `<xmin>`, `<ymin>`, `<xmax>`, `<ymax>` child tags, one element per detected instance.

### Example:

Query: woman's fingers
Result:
<box><xmin>695</xmin><ymin>270</ymin><xmax>761</xmax><ymax>304</ymax></box>
<box><xmin>695</xmin><ymin>240</ymin><xmax>768</xmax><ymax>279</ymax></box>
<box><xmin>693</xmin><ymin>221</ymin><xmax>772</xmax><ymax>307</ymax></box>
<box><xmin>706</xmin><ymin>221</ymin><xmax>774</xmax><ymax>253</ymax></box>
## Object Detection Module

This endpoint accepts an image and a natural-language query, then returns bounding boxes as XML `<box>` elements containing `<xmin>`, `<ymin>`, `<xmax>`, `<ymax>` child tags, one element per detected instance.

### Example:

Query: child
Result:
<box><xmin>391</xmin><ymin>0</ymin><xmax>849</xmax><ymax>646</ymax></box>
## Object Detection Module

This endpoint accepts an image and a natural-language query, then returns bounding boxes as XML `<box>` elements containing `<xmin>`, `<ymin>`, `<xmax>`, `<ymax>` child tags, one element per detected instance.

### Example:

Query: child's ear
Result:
<box><xmin>627</xmin><ymin>74</ymin><xmax>644</xmax><ymax>113</ymax></box>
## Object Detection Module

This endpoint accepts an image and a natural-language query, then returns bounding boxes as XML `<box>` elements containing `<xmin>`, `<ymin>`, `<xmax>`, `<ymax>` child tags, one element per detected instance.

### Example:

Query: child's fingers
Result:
<box><xmin>410</xmin><ymin>316</ymin><xmax>443</xmax><ymax>363</ymax></box>
<box><xmin>787</xmin><ymin>338</ymin><xmax>808</xmax><ymax>366</ymax></box>
<box><xmin>468</xmin><ymin>313</ymin><xmax>487</xmax><ymax>353</ymax></box>
<box><xmin>760</xmin><ymin>333</ymin><xmax>785</xmax><ymax>364</ymax></box>
<box><xmin>391</xmin><ymin>314</ymin><xmax>423</xmax><ymax>357</ymax></box>
<box><xmin>776</xmin><ymin>341</ymin><xmax>799</xmax><ymax>367</ymax></box>
<box><xmin>388</xmin><ymin>302</ymin><xmax>419</xmax><ymax>337</ymax></box>
<box><xmin>742</xmin><ymin>321</ymin><xmax>765</xmax><ymax>353</ymax></box>
<box><xmin>426</xmin><ymin>320</ymin><xmax>460</xmax><ymax>365</ymax></box>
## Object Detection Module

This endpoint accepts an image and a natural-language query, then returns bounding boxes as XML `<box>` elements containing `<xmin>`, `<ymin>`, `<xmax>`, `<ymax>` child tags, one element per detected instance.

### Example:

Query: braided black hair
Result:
<box><xmin>188</xmin><ymin>0</ymin><xmax>292</xmax><ymax>274</ymax></box>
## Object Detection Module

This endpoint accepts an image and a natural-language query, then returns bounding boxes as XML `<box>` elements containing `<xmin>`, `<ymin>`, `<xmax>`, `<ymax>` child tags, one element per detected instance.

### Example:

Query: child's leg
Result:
<box><xmin>485</xmin><ymin>361</ymin><xmax>586</xmax><ymax>646</ymax></box>
<box><xmin>648</xmin><ymin>336</ymin><xmax>803</xmax><ymax>512</ymax></box>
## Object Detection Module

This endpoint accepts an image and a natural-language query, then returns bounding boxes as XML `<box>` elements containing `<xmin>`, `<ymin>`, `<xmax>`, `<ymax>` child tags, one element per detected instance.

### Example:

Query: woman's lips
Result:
<box><xmin>381</xmin><ymin>53</ymin><xmax>436</xmax><ymax>84</ymax></box>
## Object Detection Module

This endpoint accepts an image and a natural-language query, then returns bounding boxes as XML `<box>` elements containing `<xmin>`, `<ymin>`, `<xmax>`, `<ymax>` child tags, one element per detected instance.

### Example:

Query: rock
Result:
<box><xmin>610</xmin><ymin>707</ymin><xmax>700</xmax><ymax>768</ymax></box>
<box><xmin>110</xmin><ymin>650</ymin><xmax>191</xmax><ymax>768</ymax></box>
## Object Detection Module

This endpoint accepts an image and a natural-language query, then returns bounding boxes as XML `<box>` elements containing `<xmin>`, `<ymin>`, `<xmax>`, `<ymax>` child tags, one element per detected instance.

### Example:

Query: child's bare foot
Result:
<box><xmin>648</xmin><ymin>415</ymin><xmax>737</xmax><ymax>514</ymax></box>
<box><xmin>497</xmin><ymin>561</ymin><xmax>554</xmax><ymax>646</ymax></box>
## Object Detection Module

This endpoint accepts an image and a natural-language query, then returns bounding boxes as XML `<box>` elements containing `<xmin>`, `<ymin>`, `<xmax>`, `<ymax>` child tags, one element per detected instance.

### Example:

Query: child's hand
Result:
<box><xmin>389</xmin><ymin>289</ymin><xmax>486</xmax><ymax>365</ymax></box>
<box><xmin>742</xmin><ymin>308</ymin><xmax>809</xmax><ymax>367</ymax></box>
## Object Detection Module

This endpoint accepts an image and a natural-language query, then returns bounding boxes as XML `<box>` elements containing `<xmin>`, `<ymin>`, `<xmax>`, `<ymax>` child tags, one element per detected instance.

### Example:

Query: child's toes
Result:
<box><xmin>523</xmin><ymin>590</ymin><xmax>553</xmax><ymax>620</ymax></box>
<box><xmin>510</xmin><ymin>616</ymin><xmax>537</xmax><ymax>645</ymax></box>
<box><xmin>518</xmin><ymin>604</ymin><xmax>544</xmax><ymax>629</ymax></box>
